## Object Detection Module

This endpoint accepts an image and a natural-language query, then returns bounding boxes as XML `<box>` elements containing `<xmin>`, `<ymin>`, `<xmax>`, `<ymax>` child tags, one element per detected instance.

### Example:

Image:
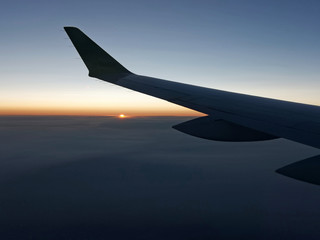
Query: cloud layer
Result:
<box><xmin>0</xmin><ymin>116</ymin><xmax>319</xmax><ymax>239</ymax></box>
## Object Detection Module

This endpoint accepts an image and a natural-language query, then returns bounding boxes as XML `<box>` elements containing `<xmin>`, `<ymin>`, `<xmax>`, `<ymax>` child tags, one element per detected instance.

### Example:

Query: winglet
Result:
<box><xmin>64</xmin><ymin>26</ymin><xmax>131</xmax><ymax>82</ymax></box>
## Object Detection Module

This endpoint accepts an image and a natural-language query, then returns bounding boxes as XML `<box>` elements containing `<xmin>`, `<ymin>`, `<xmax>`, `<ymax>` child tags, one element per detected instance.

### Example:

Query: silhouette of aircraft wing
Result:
<box><xmin>64</xmin><ymin>27</ymin><xmax>320</xmax><ymax>184</ymax></box>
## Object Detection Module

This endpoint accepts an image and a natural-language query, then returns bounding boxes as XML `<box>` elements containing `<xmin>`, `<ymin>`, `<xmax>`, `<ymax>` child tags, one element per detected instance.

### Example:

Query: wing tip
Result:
<box><xmin>64</xmin><ymin>26</ymin><xmax>132</xmax><ymax>82</ymax></box>
<box><xmin>64</xmin><ymin>26</ymin><xmax>78</xmax><ymax>30</ymax></box>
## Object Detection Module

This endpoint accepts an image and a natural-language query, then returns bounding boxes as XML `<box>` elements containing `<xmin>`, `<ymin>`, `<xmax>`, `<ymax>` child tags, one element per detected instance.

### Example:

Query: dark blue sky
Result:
<box><xmin>1</xmin><ymin>0</ymin><xmax>319</xmax><ymax>115</ymax></box>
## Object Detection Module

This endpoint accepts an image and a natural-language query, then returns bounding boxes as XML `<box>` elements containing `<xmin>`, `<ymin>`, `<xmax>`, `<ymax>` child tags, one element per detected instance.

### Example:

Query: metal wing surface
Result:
<box><xmin>64</xmin><ymin>27</ymin><xmax>320</xmax><ymax>150</ymax></box>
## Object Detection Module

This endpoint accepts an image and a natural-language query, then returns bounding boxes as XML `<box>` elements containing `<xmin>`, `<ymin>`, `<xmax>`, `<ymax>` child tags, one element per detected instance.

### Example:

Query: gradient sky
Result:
<box><xmin>1</xmin><ymin>0</ymin><xmax>320</xmax><ymax>116</ymax></box>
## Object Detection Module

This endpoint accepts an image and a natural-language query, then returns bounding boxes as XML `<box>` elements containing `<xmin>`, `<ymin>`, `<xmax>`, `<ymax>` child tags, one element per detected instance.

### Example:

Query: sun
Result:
<box><xmin>118</xmin><ymin>114</ymin><xmax>126</xmax><ymax>118</ymax></box>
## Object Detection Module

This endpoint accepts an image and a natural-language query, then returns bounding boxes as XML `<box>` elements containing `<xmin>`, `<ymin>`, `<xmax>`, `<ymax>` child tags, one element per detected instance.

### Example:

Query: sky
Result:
<box><xmin>0</xmin><ymin>116</ymin><xmax>319</xmax><ymax>239</ymax></box>
<box><xmin>1</xmin><ymin>0</ymin><xmax>320</xmax><ymax>116</ymax></box>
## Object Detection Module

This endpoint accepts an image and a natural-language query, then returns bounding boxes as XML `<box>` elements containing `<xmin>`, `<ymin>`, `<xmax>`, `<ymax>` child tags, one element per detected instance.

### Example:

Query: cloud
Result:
<box><xmin>0</xmin><ymin>116</ymin><xmax>319</xmax><ymax>239</ymax></box>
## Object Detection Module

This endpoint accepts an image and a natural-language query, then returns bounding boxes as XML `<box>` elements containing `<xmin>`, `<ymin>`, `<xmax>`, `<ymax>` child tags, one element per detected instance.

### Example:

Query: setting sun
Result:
<box><xmin>119</xmin><ymin>114</ymin><xmax>126</xmax><ymax>118</ymax></box>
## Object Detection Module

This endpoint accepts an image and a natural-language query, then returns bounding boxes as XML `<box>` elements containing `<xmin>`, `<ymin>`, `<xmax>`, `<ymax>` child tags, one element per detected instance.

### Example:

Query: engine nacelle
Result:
<box><xmin>172</xmin><ymin>116</ymin><xmax>278</xmax><ymax>142</ymax></box>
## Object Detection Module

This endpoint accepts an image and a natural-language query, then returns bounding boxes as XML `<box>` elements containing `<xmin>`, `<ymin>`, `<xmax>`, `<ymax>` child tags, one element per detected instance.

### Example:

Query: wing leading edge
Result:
<box><xmin>64</xmin><ymin>26</ymin><xmax>320</xmax><ymax>150</ymax></box>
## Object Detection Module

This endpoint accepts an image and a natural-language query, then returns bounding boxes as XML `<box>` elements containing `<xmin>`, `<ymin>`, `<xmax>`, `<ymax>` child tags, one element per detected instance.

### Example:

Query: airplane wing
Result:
<box><xmin>64</xmin><ymin>26</ymin><xmax>320</xmax><ymax>150</ymax></box>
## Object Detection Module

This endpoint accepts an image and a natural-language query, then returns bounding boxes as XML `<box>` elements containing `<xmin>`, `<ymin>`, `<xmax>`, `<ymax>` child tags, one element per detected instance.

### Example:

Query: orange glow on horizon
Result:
<box><xmin>1</xmin><ymin>94</ymin><xmax>319</xmax><ymax>117</ymax></box>
<box><xmin>1</xmin><ymin>86</ymin><xmax>319</xmax><ymax>118</ymax></box>
<box><xmin>0</xmin><ymin>106</ymin><xmax>203</xmax><ymax>117</ymax></box>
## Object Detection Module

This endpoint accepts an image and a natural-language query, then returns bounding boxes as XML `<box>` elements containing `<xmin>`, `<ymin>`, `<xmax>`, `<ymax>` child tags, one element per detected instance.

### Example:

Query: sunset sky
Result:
<box><xmin>1</xmin><ymin>0</ymin><xmax>319</xmax><ymax>116</ymax></box>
